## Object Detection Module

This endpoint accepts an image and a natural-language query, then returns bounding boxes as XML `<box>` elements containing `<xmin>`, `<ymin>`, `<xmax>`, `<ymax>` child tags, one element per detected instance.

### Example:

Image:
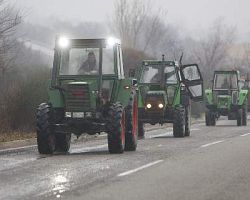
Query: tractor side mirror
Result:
<box><xmin>129</xmin><ymin>68</ymin><xmax>136</xmax><ymax>78</ymax></box>
<box><xmin>180</xmin><ymin>64</ymin><xmax>203</xmax><ymax>102</ymax></box>
<box><xmin>132</xmin><ymin>79</ymin><xmax>138</xmax><ymax>87</ymax></box>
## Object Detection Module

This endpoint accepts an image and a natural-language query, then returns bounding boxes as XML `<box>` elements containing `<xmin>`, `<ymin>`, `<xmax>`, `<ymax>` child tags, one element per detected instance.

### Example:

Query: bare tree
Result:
<box><xmin>189</xmin><ymin>18</ymin><xmax>236</xmax><ymax>79</ymax></box>
<box><xmin>0</xmin><ymin>0</ymin><xmax>21</xmax><ymax>79</ymax></box>
<box><xmin>111</xmin><ymin>0</ymin><xmax>149</xmax><ymax>48</ymax></box>
<box><xmin>110</xmin><ymin>0</ymin><xmax>183</xmax><ymax>61</ymax></box>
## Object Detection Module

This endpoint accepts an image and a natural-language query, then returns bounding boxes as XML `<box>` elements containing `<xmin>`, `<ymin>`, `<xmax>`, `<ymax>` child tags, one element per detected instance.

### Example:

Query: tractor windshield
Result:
<box><xmin>140</xmin><ymin>65</ymin><xmax>177</xmax><ymax>84</ymax></box>
<box><xmin>214</xmin><ymin>73</ymin><xmax>238</xmax><ymax>90</ymax></box>
<box><xmin>59</xmin><ymin>47</ymin><xmax>114</xmax><ymax>75</ymax></box>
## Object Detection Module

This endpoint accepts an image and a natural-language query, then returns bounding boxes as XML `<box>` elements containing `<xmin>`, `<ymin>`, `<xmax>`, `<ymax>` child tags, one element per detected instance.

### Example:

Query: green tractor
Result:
<box><xmin>205</xmin><ymin>70</ymin><xmax>248</xmax><ymax>126</ymax></box>
<box><xmin>36</xmin><ymin>37</ymin><xmax>138</xmax><ymax>154</ymax></box>
<box><xmin>135</xmin><ymin>57</ymin><xmax>203</xmax><ymax>138</ymax></box>
<box><xmin>245</xmin><ymin>74</ymin><xmax>250</xmax><ymax>111</ymax></box>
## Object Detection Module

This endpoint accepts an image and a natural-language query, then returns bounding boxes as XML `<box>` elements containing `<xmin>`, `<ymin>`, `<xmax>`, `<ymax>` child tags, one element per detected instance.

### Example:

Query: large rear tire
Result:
<box><xmin>185</xmin><ymin>104</ymin><xmax>191</xmax><ymax>137</ymax></box>
<box><xmin>36</xmin><ymin>103</ymin><xmax>56</xmax><ymax>154</ymax></box>
<box><xmin>205</xmin><ymin>111</ymin><xmax>216</xmax><ymax>126</ymax></box>
<box><xmin>237</xmin><ymin>109</ymin><xmax>243</xmax><ymax>126</ymax></box>
<box><xmin>205</xmin><ymin>111</ymin><xmax>211</xmax><ymax>126</ymax></box>
<box><xmin>173</xmin><ymin>107</ymin><xmax>185</xmax><ymax>138</ymax></box>
<box><xmin>242</xmin><ymin>103</ymin><xmax>247</xmax><ymax>126</ymax></box>
<box><xmin>107</xmin><ymin>103</ymin><xmax>125</xmax><ymax>154</ymax></box>
<box><xmin>125</xmin><ymin>94</ymin><xmax>138</xmax><ymax>151</ymax></box>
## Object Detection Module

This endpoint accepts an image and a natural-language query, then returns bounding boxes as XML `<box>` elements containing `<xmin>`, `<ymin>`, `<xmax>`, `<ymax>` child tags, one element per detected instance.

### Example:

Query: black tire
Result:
<box><xmin>173</xmin><ymin>107</ymin><xmax>185</xmax><ymax>138</ymax></box>
<box><xmin>107</xmin><ymin>103</ymin><xmax>125</xmax><ymax>154</ymax></box>
<box><xmin>125</xmin><ymin>94</ymin><xmax>138</xmax><ymax>151</ymax></box>
<box><xmin>210</xmin><ymin>112</ymin><xmax>216</xmax><ymax>126</ymax></box>
<box><xmin>138</xmin><ymin>121</ymin><xmax>145</xmax><ymax>139</ymax></box>
<box><xmin>205</xmin><ymin>111</ymin><xmax>211</xmax><ymax>126</ymax></box>
<box><xmin>237</xmin><ymin>109</ymin><xmax>243</xmax><ymax>126</ymax></box>
<box><xmin>185</xmin><ymin>104</ymin><xmax>191</xmax><ymax>137</ymax></box>
<box><xmin>56</xmin><ymin>133</ymin><xmax>71</xmax><ymax>152</ymax></box>
<box><xmin>205</xmin><ymin>111</ymin><xmax>216</xmax><ymax>126</ymax></box>
<box><xmin>36</xmin><ymin>103</ymin><xmax>56</xmax><ymax>154</ymax></box>
<box><xmin>242</xmin><ymin>103</ymin><xmax>247</xmax><ymax>126</ymax></box>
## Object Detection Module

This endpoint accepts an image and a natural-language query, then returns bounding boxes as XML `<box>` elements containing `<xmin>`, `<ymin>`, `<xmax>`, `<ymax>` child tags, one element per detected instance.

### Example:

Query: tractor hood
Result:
<box><xmin>65</xmin><ymin>81</ymin><xmax>97</xmax><ymax>112</ymax></box>
<box><xmin>216</xmin><ymin>95</ymin><xmax>231</xmax><ymax>109</ymax></box>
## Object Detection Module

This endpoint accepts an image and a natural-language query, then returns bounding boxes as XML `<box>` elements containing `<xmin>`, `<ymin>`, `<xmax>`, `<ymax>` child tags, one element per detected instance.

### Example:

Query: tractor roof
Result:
<box><xmin>142</xmin><ymin>60</ymin><xmax>176</xmax><ymax>66</ymax></box>
<box><xmin>214</xmin><ymin>70</ymin><xmax>239</xmax><ymax>74</ymax></box>
<box><xmin>56</xmin><ymin>38</ymin><xmax>121</xmax><ymax>48</ymax></box>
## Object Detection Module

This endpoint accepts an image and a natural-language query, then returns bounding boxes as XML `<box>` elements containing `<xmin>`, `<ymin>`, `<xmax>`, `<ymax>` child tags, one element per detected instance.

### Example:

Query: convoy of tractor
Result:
<box><xmin>36</xmin><ymin>36</ymin><xmax>248</xmax><ymax>154</ymax></box>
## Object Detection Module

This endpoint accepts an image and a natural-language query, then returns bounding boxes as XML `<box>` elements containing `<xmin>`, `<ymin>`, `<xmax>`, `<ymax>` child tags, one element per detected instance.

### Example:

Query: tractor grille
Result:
<box><xmin>66</xmin><ymin>84</ymin><xmax>90</xmax><ymax>111</ymax></box>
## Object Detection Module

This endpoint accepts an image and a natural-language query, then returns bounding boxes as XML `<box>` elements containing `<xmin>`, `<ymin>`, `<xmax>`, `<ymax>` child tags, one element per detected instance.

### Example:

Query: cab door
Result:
<box><xmin>180</xmin><ymin>64</ymin><xmax>203</xmax><ymax>101</ymax></box>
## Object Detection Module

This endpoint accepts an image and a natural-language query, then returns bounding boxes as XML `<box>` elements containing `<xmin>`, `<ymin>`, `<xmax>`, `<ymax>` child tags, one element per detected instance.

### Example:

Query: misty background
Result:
<box><xmin>1</xmin><ymin>0</ymin><xmax>250</xmax><ymax>138</ymax></box>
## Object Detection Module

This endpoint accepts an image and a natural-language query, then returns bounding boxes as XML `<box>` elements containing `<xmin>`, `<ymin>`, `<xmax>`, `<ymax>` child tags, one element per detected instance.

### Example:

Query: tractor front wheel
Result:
<box><xmin>173</xmin><ymin>107</ymin><xmax>185</xmax><ymax>138</ymax></box>
<box><xmin>125</xmin><ymin>94</ymin><xmax>138</xmax><ymax>151</ymax></box>
<box><xmin>36</xmin><ymin>103</ymin><xmax>56</xmax><ymax>154</ymax></box>
<box><xmin>56</xmin><ymin>133</ymin><xmax>71</xmax><ymax>153</ymax></box>
<box><xmin>138</xmin><ymin>121</ymin><xmax>145</xmax><ymax>139</ymax></box>
<box><xmin>107</xmin><ymin>103</ymin><xmax>125</xmax><ymax>154</ymax></box>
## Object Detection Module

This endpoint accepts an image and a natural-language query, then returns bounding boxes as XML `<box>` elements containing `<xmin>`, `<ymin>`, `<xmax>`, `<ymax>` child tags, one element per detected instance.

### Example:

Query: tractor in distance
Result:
<box><xmin>36</xmin><ymin>37</ymin><xmax>138</xmax><ymax>154</ymax></box>
<box><xmin>134</xmin><ymin>56</ymin><xmax>204</xmax><ymax>138</ymax></box>
<box><xmin>244</xmin><ymin>73</ymin><xmax>250</xmax><ymax>111</ymax></box>
<box><xmin>205</xmin><ymin>70</ymin><xmax>248</xmax><ymax>126</ymax></box>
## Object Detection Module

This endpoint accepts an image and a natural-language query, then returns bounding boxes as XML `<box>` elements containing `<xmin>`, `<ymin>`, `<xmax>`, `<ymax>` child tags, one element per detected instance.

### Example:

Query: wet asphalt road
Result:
<box><xmin>0</xmin><ymin>117</ymin><xmax>250</xmax><ymax>200</ymax></box>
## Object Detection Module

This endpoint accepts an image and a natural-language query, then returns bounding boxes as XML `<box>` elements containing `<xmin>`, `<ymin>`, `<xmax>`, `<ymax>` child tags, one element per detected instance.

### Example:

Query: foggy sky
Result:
<box><xmin>11</xmin><ymin>0</ymin><xmax>250</xmax><ymax>42</ymax></box>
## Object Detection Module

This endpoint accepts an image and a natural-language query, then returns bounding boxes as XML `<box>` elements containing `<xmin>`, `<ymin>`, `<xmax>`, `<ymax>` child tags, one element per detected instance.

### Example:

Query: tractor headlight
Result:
<box><xmin>158</xmin><ymin>103</ymin><xmax>164</xmax><ymax>109</ymax></box>
<box><xmin>65</xmin><ymin>112</ymin><xmax>72</xmax><ymax>118</ymax></box>
<box><xmin>107</xmin><ymin>37</ymin><xmax>121</xmax><ymax>47</ymax></box>
<box><xmin>146</xmin><ymin>103</ymin><xmax>152</xmax><ymax>109</ymax></box>
<box><xmin>58</xmin><ymin>37</ymin><xmax>69</xmax><ymax>48</ymax></box>
<box><xmin>72</xmin><ymin>112</ymin><xmax>84</xmax><ymax>118</ymax></box>
<box><xmin>85</xmin><ymin>112</ymin><xmax>92</xmax><ymax>117</ymax></box>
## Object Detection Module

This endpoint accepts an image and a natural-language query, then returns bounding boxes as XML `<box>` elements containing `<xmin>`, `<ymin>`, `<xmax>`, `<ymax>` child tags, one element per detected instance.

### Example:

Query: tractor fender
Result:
<box><xmin>205</xmin><ymin>89</ymin><xmax>213</xmax><ymax>105</ymax></box>
<box><xmin>238</xmin><ymin>89</ymin><xmax>248</xmax><ymax>105</ymax></box>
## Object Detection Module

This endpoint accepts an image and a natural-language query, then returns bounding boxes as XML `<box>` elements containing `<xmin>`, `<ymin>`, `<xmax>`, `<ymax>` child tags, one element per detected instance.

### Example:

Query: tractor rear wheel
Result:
<box><xmin>242</xmin><ymin>103</ymin><xmax>247</xmax><ymax>126</ymax></box>
<box><xmin>56</xmin><ymin>133</ymin><xmax>71</xmax><ymax>153</ymax></box>
<box><xmin>205</xmin><ymin>111</ymin><xmax>211</xmax><ymax>126</ymax></box>
<box><xmin>185</xmin><ymin>104</ymin><xmax>191</xmax><ymax>137</ymax></box>
<box><xmin>36</xmin><ymin>103</ymin><xmax>56</xmax><ymax>154</ymax></box>
<box><xmin>107</xmin><ymin>103</ymin><xmax>125</xmax><ymax>154</ymax></box>
<box><xmin>237</xmin><ymin>109</ymin><xmax>243</xmax><ymax>126</ymax></box>
<box><xmin>205</xmin><ymin>111</ymin><xmax>216</xmax><ymax>126</ymax></box>
<box><xmin>125</xmin><ymin>94</ymin><xmax>138</xmax><ymax>151</ymax></box>
<box><xmin>173</xmin><ymin>107</ymin><xmax>185</xmax><ymax>138</ymax></box>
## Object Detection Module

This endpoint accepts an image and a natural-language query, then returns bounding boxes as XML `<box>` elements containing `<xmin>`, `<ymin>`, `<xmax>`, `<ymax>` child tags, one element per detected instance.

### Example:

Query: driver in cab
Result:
<box><xmin>78</xmin><ymin>51</ymin><xmax>98</xmax><ymax>74</ymax></box>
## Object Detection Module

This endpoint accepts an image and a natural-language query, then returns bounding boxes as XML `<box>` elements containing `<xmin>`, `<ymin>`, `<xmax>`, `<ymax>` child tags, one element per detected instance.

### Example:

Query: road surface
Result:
<box><xmin>0</xmin><ymin>117</ymin><xmax>250</xmax><ymax>200</ymax></box>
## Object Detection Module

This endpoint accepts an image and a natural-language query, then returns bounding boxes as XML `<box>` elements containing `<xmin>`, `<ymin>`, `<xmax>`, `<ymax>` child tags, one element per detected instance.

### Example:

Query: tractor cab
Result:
<box><xmin>51</xmin><ymin>37</ymin><xmax>124</xmax><ymax>112</ymax></box>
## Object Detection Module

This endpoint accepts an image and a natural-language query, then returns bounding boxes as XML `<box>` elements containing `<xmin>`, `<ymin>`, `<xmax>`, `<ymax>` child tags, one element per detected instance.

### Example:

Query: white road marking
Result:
<box><xmin>240</xmin><ymin>133</ymin><xmax>250</xmax><ymax>137</ymax></box>
<box><xmin>0</xmin><ymin>144</ymin><xmax>108</xmax><ymax>154</ymax></box>
<box><xmin>0</xmin><ymin>145</ymin><xmax>37</xmax><ymax>153</ymax></box>
<box><xmin>118</xmin><ymin>160</ymin><xmax>163</xmax><ymax>177</ymax></box>
<box><xmin>149</xmin><ymin>131</ymin><xmax>172</xmax><ymax>138</ymax></box>
<box><xmin>149</xmin><ymin>128</ymin><xmax>200</xmax><ymax>139</ymax></box>
<box><xmin>191</xmin><ymin>128</ymin><xmax>201</xmax><ymax>131</ymax></box>
<box><xmin>201</xmin><ymin>140</ymin><xmax>225</xmax><ymax>148</ymax></box>
<box><xmin>70</xmin><ymin>144</ymin><xmax>107</xmax><ymax>153</ymax></box>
